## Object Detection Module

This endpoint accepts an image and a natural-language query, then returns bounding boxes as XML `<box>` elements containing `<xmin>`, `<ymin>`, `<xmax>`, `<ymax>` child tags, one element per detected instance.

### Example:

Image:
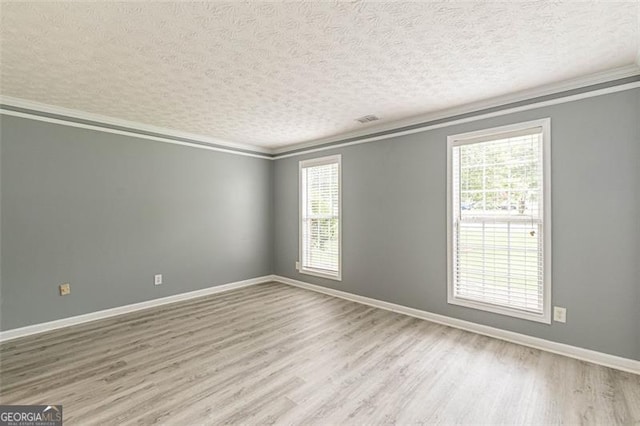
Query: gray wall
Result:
<box><xmin>0</xmin><ymin>115</ymin><xmax>273</xmax><ymax>330</ymax></box>
<box><xmin>1</xmin><ymin>88</ymin><xmax>638</xmax><ymax>362</ymax></box>
<box><xmin>274</xmin><ymin>88</ymin><xmax>640</xmax><ymax>361</ymax></box>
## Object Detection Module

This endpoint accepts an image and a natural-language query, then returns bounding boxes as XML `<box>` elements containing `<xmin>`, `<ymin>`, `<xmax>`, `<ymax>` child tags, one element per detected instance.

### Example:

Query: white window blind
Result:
<box><xmin>299</xmin><ymin>155</ymin><xmax>341</xmax><ymax>280</ymax></box>
<box><xmin>448</xmin><ymin>120</ymin><xmax>551</xmax><ymax>323</ymax></box>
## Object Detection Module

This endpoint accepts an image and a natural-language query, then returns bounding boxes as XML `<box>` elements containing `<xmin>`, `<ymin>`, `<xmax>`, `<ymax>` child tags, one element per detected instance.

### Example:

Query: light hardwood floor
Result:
<box><xmin>1</xmin><ymin>282</ymin><xmax>638</xmax><ymax>425</ymax></box>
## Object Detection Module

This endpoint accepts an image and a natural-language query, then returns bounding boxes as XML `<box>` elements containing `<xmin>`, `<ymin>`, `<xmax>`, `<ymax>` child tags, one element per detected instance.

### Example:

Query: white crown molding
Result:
<box><xmin>274</xmin><ymin>79</ymin><xmax>640</xmax><ymax>159</ymax></box>
<box><xmin>0</xmin><ymin>275</ymin><xmax>273</xmax><ymax>343</ymax></box>
<box><xmin>272</xmin><ymin>275</ymin><xmax>640</xmax><ymax>376</ymax></box>
<box><xmin>2</xmin><ymin>65</ymin><xmax>639</xmax><ymax>159</ymax></box>
<box><xmin>0</xmin><ymin>107</ymin><xmax>273</xmax><ymax>160</ymax></box>
<box><xmin>272</xmin><ymin>64</ymin><xmax>640</xmax><ymax>155</ymax></box>
<box><xmin>0</xmin><ymin>95</ymin><xmax>272</xmax><ymax>155</ymax></box>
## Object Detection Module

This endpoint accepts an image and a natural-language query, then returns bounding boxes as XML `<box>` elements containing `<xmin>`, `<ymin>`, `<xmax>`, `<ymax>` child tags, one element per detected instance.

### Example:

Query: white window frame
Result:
<box><xmin>447</xmin><ymin>118</ymin><xmax>552</xmax><ymax>324</ymax></box>
<box><xmin>298</xmin><ymin>154</ymin><xmax>342</xmax><ymax>281</ymax></box>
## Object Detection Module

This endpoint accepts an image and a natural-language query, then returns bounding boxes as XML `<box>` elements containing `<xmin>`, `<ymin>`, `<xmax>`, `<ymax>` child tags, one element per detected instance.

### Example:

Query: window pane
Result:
<box><xmin>458</xmin><ymin>134</ymin><xmax>542</xmax><ymax>218</ymax></box>
<box><xmin>303</xmin><ymin>217</ymin><xmax>339</xmax><ymax>272</ymax></box>
<box><xmin>455</xmin><ymin>221</ymin><xmax>543</xmax><ymax>313</ymax></box>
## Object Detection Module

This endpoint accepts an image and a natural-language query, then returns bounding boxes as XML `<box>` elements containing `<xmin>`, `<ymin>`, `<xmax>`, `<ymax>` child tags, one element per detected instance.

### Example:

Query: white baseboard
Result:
<box><xmin>3</xmin><ymin>274</ymin><xmax>637</xmax><ymax>375</ymax></box>
<box><xmin>0</xmin><ymin>275</ymin><xmax>273</xmax><ymax>343</ymax></box>
<box><xmin>272</xmin><ymin>275</ymin><xmax>640</xmax><ymax>375</ymax></box>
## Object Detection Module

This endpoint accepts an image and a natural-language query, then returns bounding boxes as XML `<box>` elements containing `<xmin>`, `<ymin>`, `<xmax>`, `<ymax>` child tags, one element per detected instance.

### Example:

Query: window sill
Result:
<box><xmin>448</xmin><ymin>295</ymin><xmax>550</xmax><ymax>324</ymax></box>
<box><xmin>298</xmin><ymin>267</ymin><xmax>342</xmax><ymax>282</ymax></box>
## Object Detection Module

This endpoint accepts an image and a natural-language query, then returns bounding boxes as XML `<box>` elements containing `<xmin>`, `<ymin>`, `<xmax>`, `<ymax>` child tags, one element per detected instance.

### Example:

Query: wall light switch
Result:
<box><xmin>154</xmin><ymin>274</ymin><xmax>163</xmax><ymax>285</ymax></box>
<box><xmin>59</xmin><ymin>283</ymin><xmax>71</xmax><ymax>296</ymax></box>
<box><xmin>295</xmin><ymin>261</ymin><xmax>300</xmax><ymax>270</ymax></box>
<box><xmin>553</xmin><ymin>306</ymin><xmax>567</xmax><ymax>323</ymax></box>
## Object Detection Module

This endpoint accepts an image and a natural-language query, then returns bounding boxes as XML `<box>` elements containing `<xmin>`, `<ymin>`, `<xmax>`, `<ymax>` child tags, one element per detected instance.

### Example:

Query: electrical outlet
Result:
<box><xmin>154</xmin><ymin>274</ymin><xmax>163</xmax><ymax>286</ymax></box>
<box><xmin>59</xmin><ymin>283</ymin><xmax>71</xmax><ymax>296</ymax></box>
<box><xmin>553</xmin><ymin>306</ymin><xmax>567</xmax><ymax>323</ymax></box>
<box><xmin>295</xmin><ymin>261</ymin><xmax>300</xmax><ymax>270</ymax></box>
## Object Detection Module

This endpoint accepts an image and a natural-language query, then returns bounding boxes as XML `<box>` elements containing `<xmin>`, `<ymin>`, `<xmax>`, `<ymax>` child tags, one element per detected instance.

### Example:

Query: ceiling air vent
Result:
<box><xmin>355</xmin><ymin>114</ymin><xmax>380</xmax><ymax>124</ymax></box>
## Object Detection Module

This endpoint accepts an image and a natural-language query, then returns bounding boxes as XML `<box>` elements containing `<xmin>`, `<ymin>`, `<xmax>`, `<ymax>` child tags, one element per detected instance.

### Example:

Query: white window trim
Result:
<box><xmin>298</xmin><ymin>154</ymin><xmax>342</xmax><ymax>281</ymax></box>
<box><xmin>446</xmin><ymin>118</ymin><xmax>552</xmax><ymax>324</ymax></box>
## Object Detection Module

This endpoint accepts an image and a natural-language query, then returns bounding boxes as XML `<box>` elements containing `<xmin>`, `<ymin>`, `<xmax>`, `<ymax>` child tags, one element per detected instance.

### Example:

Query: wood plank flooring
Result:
<box><xmin>1</xmin><ymin>282</ymin><xmax>638</xmax><ymax>425</ymax></box>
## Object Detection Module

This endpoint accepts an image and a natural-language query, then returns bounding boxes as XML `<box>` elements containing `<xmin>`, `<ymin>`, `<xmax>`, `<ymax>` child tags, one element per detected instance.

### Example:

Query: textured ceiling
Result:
<box><xmin>1</xmin><ymin>1</ymin><xmax>638</xmax><ymax>149</ymax></box>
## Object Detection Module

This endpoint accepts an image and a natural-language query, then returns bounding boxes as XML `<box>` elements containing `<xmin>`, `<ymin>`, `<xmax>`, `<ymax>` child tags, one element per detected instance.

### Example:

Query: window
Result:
<box><xmin>447</xmin><ymin>119</ymin><xmax>551</xmax><ymax>323</ymax></box>
<box><xmin>299</xmin><ymin>155</ymin><xmax>342</xmax><ymax>280</ymax></box>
